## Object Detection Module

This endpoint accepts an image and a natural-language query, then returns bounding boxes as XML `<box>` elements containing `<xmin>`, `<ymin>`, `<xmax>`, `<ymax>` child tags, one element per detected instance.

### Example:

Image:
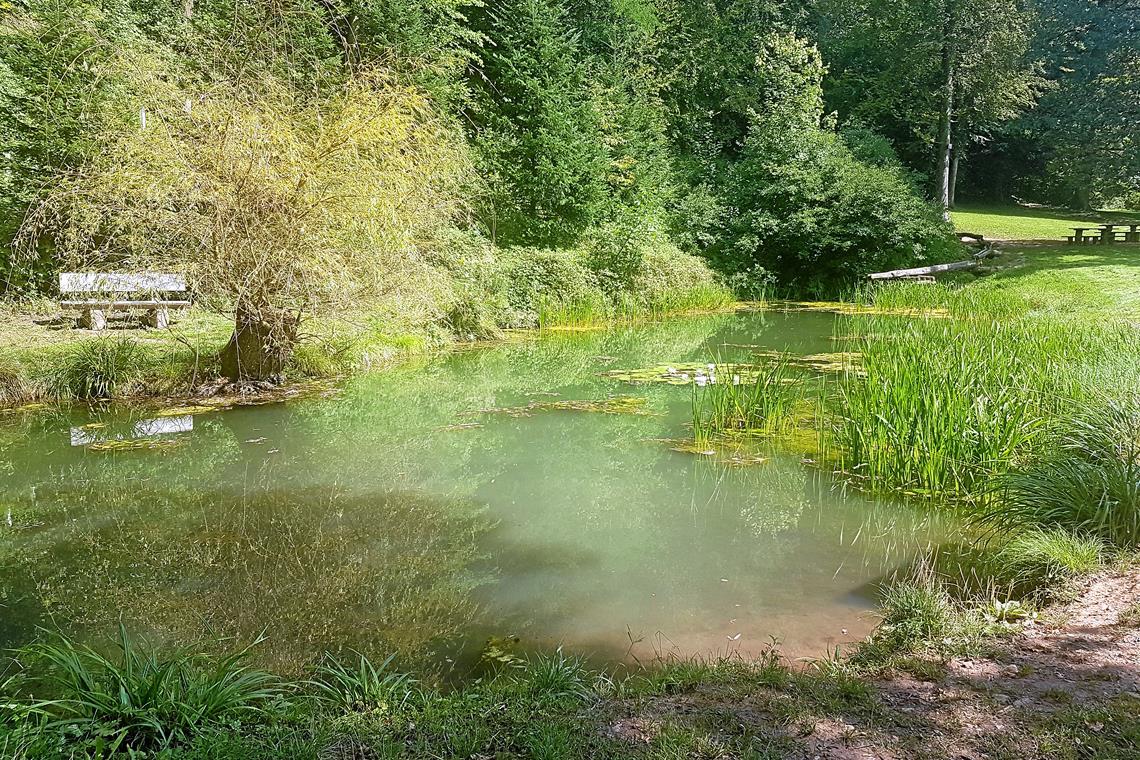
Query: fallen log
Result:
<box><xmin>867</xmin><ymin>260</ymin><xmax>978</xmax><ymax>281</ymax></box>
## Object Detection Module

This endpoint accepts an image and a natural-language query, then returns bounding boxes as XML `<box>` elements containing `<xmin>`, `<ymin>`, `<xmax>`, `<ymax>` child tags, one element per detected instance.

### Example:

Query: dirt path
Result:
<box><xmin>609</xmin><ymin>569</ymin><xmax>1140</xmax><ymax>759</ymax></box>
<box><xmin>810</xmin><ymin>570</ymin><xmax>1140</xmax><ymax>759</ymax></box>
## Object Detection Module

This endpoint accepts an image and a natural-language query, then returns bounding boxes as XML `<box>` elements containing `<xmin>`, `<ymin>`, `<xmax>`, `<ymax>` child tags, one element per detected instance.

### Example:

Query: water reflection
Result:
<box><xmin>2</xmin><ymin>483</ymin><xmax>489</xmax><ymax>674</ymax></box>
<box><xmin>0</xmin><ymin>309</ymin><xmax>964</xmax><ymax>670</ymax></box>
<box><xmin>70</xmin><ymin>415</ymin><xmax>194</xmax><ymax>446</ymax></box>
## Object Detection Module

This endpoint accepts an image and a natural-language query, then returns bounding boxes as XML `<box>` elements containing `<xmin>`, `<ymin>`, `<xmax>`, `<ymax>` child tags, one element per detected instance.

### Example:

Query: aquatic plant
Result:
<box><xmin>16</xmin><ymin>625</ymin><xmax>280</xmax><ymax>753</ymax></box>
<box><xmin>984</xmin><ymin>395</ymin><xmax>1140</xmax><ymax>545</ymax></box>
<box><xmin>691</xmin><ymin>359</ymin><xmax>803</xmax><ymax>443</ymax></box>
<box><xmin>308</xmin><ymin>652</ymin><xmax>419</xmax><ymax>712</ymax></box>
<box><xmin>829</xmin><ymin>316</ymin><xmax>1124</xmax><ymax>498</ymax></box>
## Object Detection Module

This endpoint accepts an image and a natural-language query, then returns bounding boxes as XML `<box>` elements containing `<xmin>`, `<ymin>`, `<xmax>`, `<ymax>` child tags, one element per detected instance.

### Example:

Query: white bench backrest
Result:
<box><xmin>60</xmin><ymin>273</ymin><xmax>186</xmax><ymax>293</ymax></box>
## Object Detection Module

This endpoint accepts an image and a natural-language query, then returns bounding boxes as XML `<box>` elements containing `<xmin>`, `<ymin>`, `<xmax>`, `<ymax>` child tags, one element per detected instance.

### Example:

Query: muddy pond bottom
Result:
<box><xmin>0</xmin><ymin>308</ymin><xmax>959</xmax><ymax>674</ymax></box>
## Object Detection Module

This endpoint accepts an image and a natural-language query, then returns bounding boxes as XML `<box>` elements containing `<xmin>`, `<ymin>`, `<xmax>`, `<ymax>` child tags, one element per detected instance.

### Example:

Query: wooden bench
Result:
<box><xmin>60</xmin><ymin>273</ymin><xmax>191</xmax><ymax>330</ymax></box>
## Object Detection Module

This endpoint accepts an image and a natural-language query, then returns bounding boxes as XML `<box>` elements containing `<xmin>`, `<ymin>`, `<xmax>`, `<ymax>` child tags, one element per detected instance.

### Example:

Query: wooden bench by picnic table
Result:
<box><xmin>1067</xmin><ymin>227</ymin><xmax>1096</xmax><ymax>243</ymax></box>
<box><xmin>60</xmin><ymin>273</ymin><xmax>191</xmax><ymax>330</ymax></box>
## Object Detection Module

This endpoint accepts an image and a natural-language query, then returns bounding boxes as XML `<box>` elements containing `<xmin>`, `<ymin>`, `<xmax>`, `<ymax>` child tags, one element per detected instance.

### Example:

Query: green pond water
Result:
<box><xmin>0</xmin><ymin>309</ymin><xmax>961</xmax><ymax>675</ymax></box>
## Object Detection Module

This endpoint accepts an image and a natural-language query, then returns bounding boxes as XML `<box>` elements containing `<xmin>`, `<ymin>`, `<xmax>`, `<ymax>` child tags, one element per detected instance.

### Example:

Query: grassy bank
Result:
<box><xmin>0</xmin><ymin>244</ymin><xmax>732</xmax><ymax>408</ymax></box>
<box><xmin>4</xmin><ymin>551</ymin><xmax>1138</xmax><ymax>760</ymax></box>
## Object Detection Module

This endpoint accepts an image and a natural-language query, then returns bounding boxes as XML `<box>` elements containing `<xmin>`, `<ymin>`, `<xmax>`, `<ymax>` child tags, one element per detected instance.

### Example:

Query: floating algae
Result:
<box><xmin>477</xmin><ymin>395</ymin><xmax>649</xmax><ymax>417</ymax></box>
<box><xmin>749</xmin><ymin>350</ymin><xmax>863</xmax><ymax>374</ymax></box>
<box><xmin>601</xmin><ymin>362</ymin><xmax>769</xmax><ymax>386</ymax></box>
<box><xmin>153</xmin><ymin>404</ymin><xmax>217</xmax><ymax>417</ymax></box>
<box><xmin>774</xmin><ymin>300</ymin><xmax>951</xmax><ymax>318</ymax></box>
<box><xmin>87</xmin><ymin>438</ymin><xmax>182</xmax><ymax>452</ymax></box>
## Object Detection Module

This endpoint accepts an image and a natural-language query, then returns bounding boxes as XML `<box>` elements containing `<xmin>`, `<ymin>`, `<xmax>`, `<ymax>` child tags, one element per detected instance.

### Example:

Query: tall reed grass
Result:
<box><xmin>984</xmin><ymin>394</ymin><xmax>1140</xmax><ymax>545</ymax></box>
<box><xmin>830</xmin><ymin>316</ymin><xmax>1130</xmax><ymax>499</ymax></box>
<box><xmin>690</xmin><ymin>360</ymin><xmax>803</xmax><ymax>444</ymax></box>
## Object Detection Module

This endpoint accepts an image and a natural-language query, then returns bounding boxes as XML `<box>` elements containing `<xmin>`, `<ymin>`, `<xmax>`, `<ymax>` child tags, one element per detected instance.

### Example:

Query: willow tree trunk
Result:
<box><xmin>219</xmin><ymin>305</ymin><xmax>299</xmax><ymax>383</ymax></box>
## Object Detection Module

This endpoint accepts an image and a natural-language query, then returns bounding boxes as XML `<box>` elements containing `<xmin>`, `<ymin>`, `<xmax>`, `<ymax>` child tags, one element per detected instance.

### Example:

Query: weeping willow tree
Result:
<box><xmin>20</xmin><ymin>63</ymin><xmax>476</xmax><ymax>383</ymax></box>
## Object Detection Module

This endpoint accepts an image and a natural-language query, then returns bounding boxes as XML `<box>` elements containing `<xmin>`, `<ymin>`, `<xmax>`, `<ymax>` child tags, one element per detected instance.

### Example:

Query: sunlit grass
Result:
<box><xmin>951</xmin><ymin>203</ymin><xmax>1134</xmax><ymax>241</ymax></box>
<box><xmin>984</xmin><ymin>394</ymin><xmax>1140</xmax><ymax>546</ymax></box>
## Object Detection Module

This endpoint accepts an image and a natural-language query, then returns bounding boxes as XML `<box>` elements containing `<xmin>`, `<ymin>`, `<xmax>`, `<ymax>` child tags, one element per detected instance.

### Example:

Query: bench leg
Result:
<box><xmin>80</xmin><ymin>309</ymin><xmax>107</xmax><ymax>330</ymax></box>
<box><xmin>144</xmin><ymin>307</ymin><xmax>169</xmax><ymax>329</ymax></box>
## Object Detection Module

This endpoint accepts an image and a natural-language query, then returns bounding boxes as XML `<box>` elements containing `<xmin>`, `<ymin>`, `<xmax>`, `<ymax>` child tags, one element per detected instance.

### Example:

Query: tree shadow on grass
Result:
<box><xmin>980</xmin><ymin>242</ymin><xmax>1140</xmax><ymax>280</ymax></box>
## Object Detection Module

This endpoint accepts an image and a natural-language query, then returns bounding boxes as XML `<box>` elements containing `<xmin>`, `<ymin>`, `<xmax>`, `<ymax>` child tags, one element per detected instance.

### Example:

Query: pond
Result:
<box><xmin>0</xmin><ymin>308</ymin><xmax>961</xmax><ymax>675</ymax></box>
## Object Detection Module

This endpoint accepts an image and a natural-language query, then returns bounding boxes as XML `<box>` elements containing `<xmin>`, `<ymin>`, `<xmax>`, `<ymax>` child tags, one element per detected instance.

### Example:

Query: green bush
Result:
<box><xmin>498</xmin><ymin>246</ymin><xmax>601</xmax><ymax>326</ymax></box>
<box><xmin>712</xmin><ymin>120</ymin><xmax>959</xmax><ymax>295</ymax></box>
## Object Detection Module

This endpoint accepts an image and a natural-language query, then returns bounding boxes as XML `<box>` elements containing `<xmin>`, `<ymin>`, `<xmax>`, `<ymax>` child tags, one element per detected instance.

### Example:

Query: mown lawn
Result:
<box><xmin>952</xmin><ymin>202</ymin><xmax>1138</xmax><ymax>241</ymax></box>
<box><xmin>968</xmin><ymin>244</ymin><xmax>1140</xmax><ymax>320</ymax></box>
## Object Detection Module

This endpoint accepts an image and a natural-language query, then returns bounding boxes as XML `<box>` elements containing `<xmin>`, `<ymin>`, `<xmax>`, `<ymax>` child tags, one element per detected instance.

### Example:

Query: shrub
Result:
<box><xmin>633</xmin><ymin>240</ymin><xmax>731</xmax><ymax>312</ymax></box>
<box><xmin>986</xmin><ymin>394</ymin><xmax>1140</xmax><ymax>546</ymax></box>
<box><xmin>711</xmin><ymin>118</ymin><xmax>958</xmax><ymax>296</ymax></box>
<box><xmin>429</xmin><ymin>229</ymin><xmax>513</xmax><ymax>338</ymax></box>
<box><xmin>498</xmin><ymin>246</ymin><xmax>601</xmax><ymax>326</ymax></box>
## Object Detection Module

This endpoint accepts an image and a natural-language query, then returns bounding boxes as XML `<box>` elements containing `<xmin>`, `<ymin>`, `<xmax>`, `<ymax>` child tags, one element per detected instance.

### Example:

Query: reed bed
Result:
<box><xmin>829</xmin><ymin>314</ymin><xmax>1136</xmax><ymax>500</ymax></box>
<box><xmin>690</xmin><ymin>359</ymin><xmax>804</xmax><ymax>444</ymax></box>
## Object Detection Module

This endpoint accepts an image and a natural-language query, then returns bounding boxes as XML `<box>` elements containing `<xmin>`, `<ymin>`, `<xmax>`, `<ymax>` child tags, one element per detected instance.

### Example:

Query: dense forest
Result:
<box><xmin>1</xmin><ymin>0</ymin><xmax>1137</xmax><ymax>377</ymax></box>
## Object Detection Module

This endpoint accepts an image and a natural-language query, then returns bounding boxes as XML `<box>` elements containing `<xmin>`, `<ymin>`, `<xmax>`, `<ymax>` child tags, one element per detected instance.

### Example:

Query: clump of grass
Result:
<box><xmin>516</xmin><ymin>650</ymin><xmax>594</xmax><ymax>703</ymax></box>
<box><xmin>0</xmin><ymin>355</ymin><xmax>33</xmax><ymax>406</ymax></box>
<box><xmin>989</xmin><ymin>528</ymin><xmax>1105</xmax><ymax>598</ymax></box>
<box><xmin>308</xmin><ymin>652</ymin><xmax>418</xmax><ymax>712</ymax></box>
<box><xmin>16</xmin><ymin>625</ymin><xmax>280</xmax><ymax>754</ymax></box>
<box><xmin>536</xmin><ymin>293</ymin><xmax>612</xmax><ymax>329</ymax></box>
<box><xmin>984</xmin><ymin>394</ymin><xmax>1140</xmax><ymax>545</ymax></box>
<box><xmin>1117</xmin><ymin>602</ymin><xmax>1140</xmax><ymax>627</ymax></box>
<box><xmin>47</xmin><ymin>338</ymin><xmax>147</xmax><ymax>399</ymax></box>
<box><xmin>876</xmin><ymin>569</ymin><xmax>956</xmax><ymax>649</ymax></box>
<box><xmin>691</xmin><ymin>360</ymin><xmax>803</xmax><ymax>444</ymax></box>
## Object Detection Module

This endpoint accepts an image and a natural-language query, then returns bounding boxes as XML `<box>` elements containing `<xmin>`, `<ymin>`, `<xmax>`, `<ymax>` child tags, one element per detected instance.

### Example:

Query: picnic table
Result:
<box><xmin>1067</xmin><ymin>223</ymin><xmax>1140</xmax><ymax>244</ymax></box>
<box><xmin>1068</xmin><ymin>227</ymin><xmax>1096</xmax><ymax>243</ymax></box>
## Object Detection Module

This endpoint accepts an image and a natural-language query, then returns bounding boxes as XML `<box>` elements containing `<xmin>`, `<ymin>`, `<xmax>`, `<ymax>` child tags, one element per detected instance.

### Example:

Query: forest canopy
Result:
<box><xmin>1</xmin><ymin>0</ymin><xmax>1136</xmax><ymax>377</ymax></box>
